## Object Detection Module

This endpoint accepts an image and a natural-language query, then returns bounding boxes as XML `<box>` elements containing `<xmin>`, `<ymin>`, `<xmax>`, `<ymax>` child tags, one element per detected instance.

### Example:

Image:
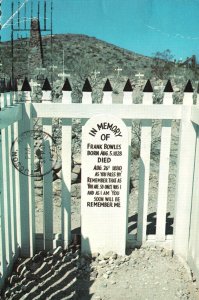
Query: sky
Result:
<box><xmin>1</xmin><ymin>0</ymin><xmax>199</xmax><ymax>60</ymax></box>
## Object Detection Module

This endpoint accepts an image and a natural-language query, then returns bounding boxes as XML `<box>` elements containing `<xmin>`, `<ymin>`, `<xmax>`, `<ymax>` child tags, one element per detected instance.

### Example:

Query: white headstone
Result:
<box><xmin>81</xmin><ymin>114</ymin><xmax>129</xmax><ymax>255</ymax></box>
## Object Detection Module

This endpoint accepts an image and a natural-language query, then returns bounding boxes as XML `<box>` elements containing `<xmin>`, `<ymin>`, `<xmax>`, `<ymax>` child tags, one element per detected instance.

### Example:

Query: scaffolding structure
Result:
<box><xmin>10</xmin><ymin>0</ymin><xmax>53</xmax><ymax>82</ymax></box>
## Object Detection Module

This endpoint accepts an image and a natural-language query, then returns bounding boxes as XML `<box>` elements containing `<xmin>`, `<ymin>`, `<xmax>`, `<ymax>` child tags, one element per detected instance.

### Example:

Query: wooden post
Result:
<box><xmin>156</xmin><ymin>80</ymin><xmax>173</xmax><ymax>241</ymax></box>
<box><xmin>137</xmin><ymin>80</ymin><xmax>153</xmax><ymax>243</ymax></box>
<box><xmin>42</xmin><ymin>78</ymin><xmax>53</xmax><ymax>250</ymax></box>
<box><xmin>61</xmin><ymin>79</ymin><xmax>72</xmax><ymax>248</ymax></box>
<box><xmin>174</xmin><ymin>80</ymin><xmax>196</xmax><ymax>259</ymax></box>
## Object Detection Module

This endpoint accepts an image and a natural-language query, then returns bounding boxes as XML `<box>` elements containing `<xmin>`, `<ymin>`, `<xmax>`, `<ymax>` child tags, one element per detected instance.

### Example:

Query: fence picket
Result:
<box><xmin>174</xmin><ymin>82</ymin><xmax>196</xmax><ymax>259</ymax></box>
<box><xmin>156</xmin><ymin>82</ymin><xmax>173</xmax><ymax>241</ymax></box>
<box><xmin>137</xmin><ymin>81</ymin><xmax>153</xmax><ymax>243</ymax></box>
<box><xmin>61</xmin><ymin>119</ymin><xmax>72</xmax><ymax>248</ymax></box>
<box><xmin>17</xmin><ymin>105</ymin><xmax>35</xmax><ymax>257</ymax></box>
<box><xmin>42</xmin><ymin>84</ymin><xmax>53</xmax><ymax>250</ymax></box>
<box><xmin>12</xmin><ymin>93</ymin><xmax>21</xmax><ymax>252</ymax></box>
<box><xmin>16</xmin><ymin>78</ymin><xmax>35</xmax><ymax>257</ymax></box>
<box><xmin>27</xmin><ymin>113</ymin><xmax>35</xmax><ymax>257</ymax></box>
<box><xmin>7</xmin><ymin>91</ymin><xmax>18</xmax><ymax>255</ymax></box>
<box><xmin>42</xmin><ymin>121</ymin><xmax>53</xmax><ymax>250</ymax></box>
<box><xmin>123</xmin><ymin>79</ymin><xmax>133</xmax><ymax>238</ymax></box>
<box><xmin>0</xmin><ymin>92</ymin><xmax>7</xmax><ymax>288</ymax></box>
<box><xmin>123</xmin><ymin>79</ymin><xmax>133</xmax><ymax>105</ymax></box>
<box><xmin>61</xmin><ymin>85</ymin><xmax>72</xmax><ymax>248</ymax></box>
<box><xmin>1</xmin><ymin>92</ymin><xmax>12</xmax><ymax>264</ymax></box>
<box><xmin>82</xmin><ymin>78</ymin><xmax>92</xmax><ymax>104</ymax></box>
<box><xmin>187</xmin><ymin>125</ymin><xmax>199</xmax><ymax>278</ymax></box>
<box><xmin>102</xmin><ymin>79</ymin><xmax>113</xmax><ymax>104</ymax></box>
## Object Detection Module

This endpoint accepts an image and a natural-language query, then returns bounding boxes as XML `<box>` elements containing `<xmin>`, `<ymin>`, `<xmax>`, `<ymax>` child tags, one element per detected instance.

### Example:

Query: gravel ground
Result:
<box><xmin>1</xmin><ymin>245</ymin><xmax>199</xmax><ymax>300</ymax></box>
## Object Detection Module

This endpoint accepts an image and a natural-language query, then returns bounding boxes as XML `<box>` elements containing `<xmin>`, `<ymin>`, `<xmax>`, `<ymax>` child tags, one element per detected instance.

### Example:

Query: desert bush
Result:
<box><xmin>151</xmin><ymin>49</ymin><xmax>174</xmax><ymax>79</ymax></box>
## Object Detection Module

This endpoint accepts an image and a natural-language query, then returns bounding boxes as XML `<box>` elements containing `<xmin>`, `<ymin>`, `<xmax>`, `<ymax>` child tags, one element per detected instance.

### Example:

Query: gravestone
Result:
<box><xmin>81</xmin><ymin>115</ymin><xmax>129</xmax><ymax>255</ymax></box>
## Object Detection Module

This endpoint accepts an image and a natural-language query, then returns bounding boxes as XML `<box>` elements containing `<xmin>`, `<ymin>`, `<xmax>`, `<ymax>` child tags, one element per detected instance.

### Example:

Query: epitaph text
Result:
<box><xmin>81</xmin><ymin>115</ymin><xmax>129</xmax><ymax>255</ymax></box>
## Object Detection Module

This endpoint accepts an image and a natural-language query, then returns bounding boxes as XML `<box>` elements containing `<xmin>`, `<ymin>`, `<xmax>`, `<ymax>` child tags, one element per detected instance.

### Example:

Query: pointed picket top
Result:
<box><xmin>82</xmin><ymin>78</ymin><xmax>92</xmax><ymax>92</ymax></box>
<box><xmin>164</xmin><ymin>80</ymin><xmax>173</xmax><ymax>93</ymax></box>
<box><xmin>42</xmin><ymin>77</ymin><xmax>52</xmax><ymax>91</ymax></box>
<box><xmin>62</xmin><ymin>78</ymin><xmax>72</xmax><ymax>91</ymax></box>
<box><xmin>143</xmin><ymin>79</ymin><xmax>153</xmax><ymax>92</ymax></box>
<box><xmin>103</xmin><ymin>79</ymin><xmax>113</xmax><ymax>92</ymax></box>
<box><xmin>184</xmin><ymin>80</ymin><xmax>193</xmax><ymax>93</ymax></box>
<box><xmin>123</xmin><ymin>79</ymin><xmax>133</xmax><ymax>92</ymax></box>
<box><xmin>21</xmin><ymin>77</ymin><xmax>31</xmax><ymax>91</ymax></box>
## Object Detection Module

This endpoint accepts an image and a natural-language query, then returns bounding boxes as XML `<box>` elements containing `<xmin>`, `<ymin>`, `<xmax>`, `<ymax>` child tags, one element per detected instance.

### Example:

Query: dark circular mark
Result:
<box><xmin>11</xmin><ymin>130</ymin><xmax>58</xmax><ymax>177</ymax></box>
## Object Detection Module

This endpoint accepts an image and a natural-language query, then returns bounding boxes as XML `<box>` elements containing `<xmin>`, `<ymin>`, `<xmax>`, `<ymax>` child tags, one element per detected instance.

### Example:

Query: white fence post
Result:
<box><xmin>187</xmin><ymin>123</ymin><xmax>199</xmax><ymax>279</ymax></box>
<box><xmin>1</xmin><ymin>87</ymin><xmax>12</xmax><ymax>264</ymax></box>
<box><xmin>123</xmin><ymin>79</ymin><xmax>133</xmax><ymax>240</ymax></box>
<box><xmin>82</xmin><ymin>78</ymin><xmax>92</xmax><ymax>104</ymax></box>
<box><xmin>42</xmin><ymin>78</ymin><xmax>54</xmax><ymax>250</ymax></box>
<box><xmin>0</xmin><ymin>83</ymin><xmax>7</xmax><ymax>287</ymax></box>
<box><xmin>7</xmin><ymin>81</ymin><xmax>18</xmax><ymax>256</ymax></box>
<box><xmin>102</xmin><ymin>79</ymin><xmax>113</xmax><ymax>104</ymax></box>
<box><xmin>137</xmin><ymin>80</ymin><xmax>153</xmax><ymax>243</ymax></box>
<box><xmin>21</xmin><ymin>77</ymin><xmax>32</xmax><ymax>102</ymax></box>
<box><xmin>17</xmin><ymin>77</ymin><xmax>35</xmax><ymax>257</ymax></box>
<box><xmin>156</xmin><ymin>80</ymin><xmax>173</xmax><ymax>241</ymax></box>
<box><xmin>123</xmin><ymin>79</ymin><xmax>133</xmax><ymax>105</ymax></box>
<box><xmin>12</xmin><ymin>79</ymin><xmax>21</xmax><ymax>253</ymax></box>
<box><xmin>174</xmin><ymin>80</ymin><xmax>196</xmax><ymax>259</ymax></box>
<box><xmin>61</xmin><ymin>79</ymin><xmax>72</xmax><ymax>248</ymax></box>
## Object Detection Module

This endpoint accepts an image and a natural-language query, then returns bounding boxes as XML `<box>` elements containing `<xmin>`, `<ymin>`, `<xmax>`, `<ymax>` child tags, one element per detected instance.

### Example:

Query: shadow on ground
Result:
<box><xmin>1</xmin><ymin>236</ymin><xmax>95</xmax><ymax>300</ymax></box>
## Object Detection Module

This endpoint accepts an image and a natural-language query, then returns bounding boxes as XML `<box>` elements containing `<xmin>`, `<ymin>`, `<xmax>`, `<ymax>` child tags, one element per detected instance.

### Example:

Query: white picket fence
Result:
<box><xmin>0</xmin><ymin>77</ymin><xmax>199</xmax><ymax>289</ymax></box>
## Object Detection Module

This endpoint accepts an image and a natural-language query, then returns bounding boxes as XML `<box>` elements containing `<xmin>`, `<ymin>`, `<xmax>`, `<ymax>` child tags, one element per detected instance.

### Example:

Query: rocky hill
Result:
<box><xmin>0</xmin><ymin>34</ymin><xmax>153</xmax><ymax>78</ymax></box>
<box><xmin>0</xmin><ymin>34</ymin><xmax>198</xmax><ymax>81</ymax></box>
<box><xmin>0</xmin><ymin>33</ymin><xmax>198</xmax><ymax>103</ymax></box>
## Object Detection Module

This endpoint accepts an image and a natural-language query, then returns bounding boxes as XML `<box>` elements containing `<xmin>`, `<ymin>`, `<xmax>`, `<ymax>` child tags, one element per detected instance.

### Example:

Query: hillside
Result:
<box><xmin>1</xmin><ymin>33</ymin><xmax>197</xmax><ymax>78</ymax></box>
<box><xmin>0</xmin><ymin>34</ymin><xmax>153</xmax><ymax>79</ymax></box>
<box><xmin>0</xmin><ymin>33</ymin><xmax>198</xmax><ymax>103</ymax></box>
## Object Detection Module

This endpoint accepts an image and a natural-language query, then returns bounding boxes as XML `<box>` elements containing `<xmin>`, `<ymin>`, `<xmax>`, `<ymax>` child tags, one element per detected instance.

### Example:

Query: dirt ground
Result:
<box><xmin>1</xmin><ymin>245</ymin><xmax>199</xmax><ymax>300</ymax></box>
<box><xmin>77</xmin><ymin>247</ymin><xmax>199</xmax><ymax>300</ymax></box>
